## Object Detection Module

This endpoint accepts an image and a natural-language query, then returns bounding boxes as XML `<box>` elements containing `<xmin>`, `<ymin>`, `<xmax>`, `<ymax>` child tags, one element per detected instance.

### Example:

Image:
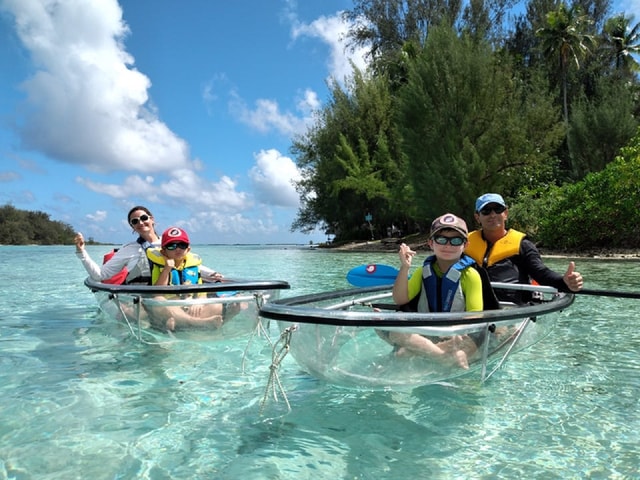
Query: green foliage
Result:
<box><xmin>536</xmin><ymin>2</ymin><xmax>596</xmax><ymax>124</ymax></box>
<box><xmin>0</xmin><ymin>204</ymin><xmax>76</xmax><ymax>245</ymax></box>
<box><xmin>345</xmin><ymin>0</ymin><xmax>462</xmax><ymax>84</ymax></box>
<box><xmin>292</xmin><ymin>70</ymin><xmax>407</xmax><ymax>240</ymax></box>
<box><xmin>568</xmin><ymin>77</ymin><xmax>639</xmax><ymax>179</ymax></box>
<box><xmin>397</xmin><ymin>25</ymin><xmax>564</xmax><ymax>221</ymax></box>
<box><xmin>601</xmin><ymin>13</ymin><xmax>640</xmax><ymax>74</ymax></box>
<box><xmin>519</xmin><ymin>128</ymin><xmax>640</xmax><ymax>249</ymax></box>
<box><xmin>290</xmin><ymin>1</ymin><xmax>640</xmax><ymax>249</ymax></box>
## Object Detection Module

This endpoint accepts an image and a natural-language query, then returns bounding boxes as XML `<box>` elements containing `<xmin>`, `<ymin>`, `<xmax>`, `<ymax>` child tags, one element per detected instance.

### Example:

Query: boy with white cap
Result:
<box><xmin>389</xmin><ymin>213</ymin><xmax>483</xmax><ymax>369</ymax></box>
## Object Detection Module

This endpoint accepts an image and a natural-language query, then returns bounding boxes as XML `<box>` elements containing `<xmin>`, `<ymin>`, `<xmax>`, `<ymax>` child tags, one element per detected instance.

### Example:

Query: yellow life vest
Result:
<box><xmin>465</xmin><ymin>229</ymin><xmax>526</xmax><ymax>267</ymax></box>
<box><xmin>146</xmin><ymin>247</ymin><xmax>202</xmax><ymax>285</ymax></box>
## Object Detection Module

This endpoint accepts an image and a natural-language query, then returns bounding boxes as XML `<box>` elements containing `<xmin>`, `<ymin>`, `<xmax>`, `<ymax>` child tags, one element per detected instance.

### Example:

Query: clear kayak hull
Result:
<box><xmin>85</xmin><ymin>277</ymin><xmax>290</xmax><ymax>343</ymax></box>
<box><xmin>259</xmin><ymin>285</ymin><xmax>574</xmax><ymax>388</ymax></box>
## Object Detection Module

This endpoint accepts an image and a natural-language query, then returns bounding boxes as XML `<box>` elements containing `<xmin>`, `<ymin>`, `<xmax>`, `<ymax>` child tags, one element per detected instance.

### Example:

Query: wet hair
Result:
<box><xmin>127</xmin><ymin>205</ymin><xmax>153</xmax><ymax>222</ymax></box>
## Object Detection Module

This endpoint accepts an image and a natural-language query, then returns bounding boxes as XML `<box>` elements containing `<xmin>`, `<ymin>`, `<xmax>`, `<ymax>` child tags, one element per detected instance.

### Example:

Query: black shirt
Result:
<box><xmin>487</xmin><ymin>237</ymin><xmax>567</xmax><ymax>304</ymax></box>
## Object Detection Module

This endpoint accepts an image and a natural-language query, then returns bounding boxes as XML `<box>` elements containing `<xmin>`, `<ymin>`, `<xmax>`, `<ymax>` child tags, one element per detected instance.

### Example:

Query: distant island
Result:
<box><xmin>0</xmin><ymin>204</ymin><xmax>78</xmax><ymax>245</ymax></box>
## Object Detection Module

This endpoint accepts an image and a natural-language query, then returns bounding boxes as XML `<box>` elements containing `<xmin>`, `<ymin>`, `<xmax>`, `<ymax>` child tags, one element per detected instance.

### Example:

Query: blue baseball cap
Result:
<box><xmin>475</xmin><ymin>193</ymin><xmax>507</xmax><ymax>212</ymax></box>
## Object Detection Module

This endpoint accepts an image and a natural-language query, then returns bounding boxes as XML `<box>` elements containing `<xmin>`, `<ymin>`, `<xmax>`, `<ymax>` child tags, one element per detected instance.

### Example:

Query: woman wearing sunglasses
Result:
<box><xmin>384</xmin><ymin>213</ymin><xmax>483</xmax><ymax>369</ymax></box>
<box><xmin>466</xmin><ymin>193</ymin><xmax>583</xmax><ymax>304</ymax></box>
<box><xmin>75</xmin><ymin>205</ymin><xmax>161</xmax><ymax>284</ymax></box>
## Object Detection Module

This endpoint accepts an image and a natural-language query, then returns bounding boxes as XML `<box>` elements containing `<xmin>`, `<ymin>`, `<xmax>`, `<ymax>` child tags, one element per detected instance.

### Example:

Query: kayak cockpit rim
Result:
<box><xmin>258</xmin><ymin>285</ymin><xmax>575</xmax><ymax>327</ymax></box>
<box><xmin>84</xmin><ymin>277</ymin><xmax>290</xmax><ymax>295</ymax></box>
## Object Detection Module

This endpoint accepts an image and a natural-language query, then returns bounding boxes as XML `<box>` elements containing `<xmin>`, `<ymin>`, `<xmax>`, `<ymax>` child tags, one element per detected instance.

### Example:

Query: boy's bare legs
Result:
<box><xmin>389</xmin><ymin>332</ymin><xmax>446</xmax><ymax>357</ymax></box>
<box><xmin>388</xmin><ymin>332</ymin><xmax>471</xmax><ymax>369</ymax></box>
<box><xmin>438</xmin><ymin>335</ymin><xmax>478</xmax><ymax>369</ymax></box>
<box><xmin>144</xmin><ymin>297</ymin><xmax>251</xmax><ymax>332</ymax></box>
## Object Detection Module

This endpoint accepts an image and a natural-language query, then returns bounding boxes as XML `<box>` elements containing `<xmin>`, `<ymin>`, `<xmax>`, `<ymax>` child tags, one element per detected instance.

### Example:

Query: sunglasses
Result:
<box><xmin>479</xmin><ymin>205</ymin><xmax>506</xmax><ymax>216</ymax></box>
<box><xmin>432</xmin><ymin>235</ymin><xmax>465</xmax><ymax>246</ymax></box>
<box><xmin>129</xmin><ymin>214</ymin><xmax>150</xmax><ymax>226</ymax></box>
<box><xmin>165</xmin><ymin>242</ymin><xmax>189</xmax><ymax>251</ymax></box>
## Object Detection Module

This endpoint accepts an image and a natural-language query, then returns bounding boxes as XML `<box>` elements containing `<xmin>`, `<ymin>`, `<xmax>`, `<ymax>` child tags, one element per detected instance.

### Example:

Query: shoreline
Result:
<box><xmin>323</xmin><ymin>238</ymin><xmax>640</xmax><ymax>260</ymax></box>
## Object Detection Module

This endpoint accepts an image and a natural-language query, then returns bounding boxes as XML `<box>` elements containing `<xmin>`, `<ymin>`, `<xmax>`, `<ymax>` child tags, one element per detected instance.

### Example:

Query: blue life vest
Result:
<box><xmin>420</xmin><ymin>254</ymin><xmax>476</xmax><ymax>312</ymax></box>
<box><xmin>168</xmin><ymin>263</ymin><xmax>200</xmax><ymax>286</ymax></box>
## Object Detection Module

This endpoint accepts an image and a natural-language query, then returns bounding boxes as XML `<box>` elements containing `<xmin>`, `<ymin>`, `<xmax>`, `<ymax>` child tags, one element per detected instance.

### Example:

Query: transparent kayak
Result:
<box><xmin>259</xmin><ymin>284</ymin><xmax>574</xmax><ymax>388</ymax></box>
<box><xmin>85</xmin><ymin>277</ymin><xmax>290</xmax><ymax>343</ymax></box>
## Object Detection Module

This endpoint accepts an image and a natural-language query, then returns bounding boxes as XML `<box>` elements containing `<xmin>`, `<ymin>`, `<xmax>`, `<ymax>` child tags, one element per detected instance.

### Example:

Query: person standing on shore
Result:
<box><xmin>465</xmin><ymin>193</ymin><xmax>584</xmax><ymax>304</ymax></box>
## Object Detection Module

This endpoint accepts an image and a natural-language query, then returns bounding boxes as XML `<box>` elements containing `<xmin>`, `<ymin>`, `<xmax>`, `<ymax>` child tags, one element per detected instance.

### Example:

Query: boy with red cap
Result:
<box><xmin>145</xmin><ymin>227</ymin><xmax>243</xmax><ymax>330</ymax></box>
<box><xmin>148</xmin><ymin>226</ymin><xmax>200</xmax><ymax>286</ymax></box>
<box><xmin>147</xmin><ymin>226</ymin><xmax>223</xmax><ymax>286</ymax></box>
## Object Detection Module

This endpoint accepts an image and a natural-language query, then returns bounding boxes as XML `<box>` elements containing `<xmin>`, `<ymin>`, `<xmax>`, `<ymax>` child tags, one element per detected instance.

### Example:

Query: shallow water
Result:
<box><xmin>0</xmin><ymin>245</ymin><xmax>638</xmax><ymax>479</ymax></box>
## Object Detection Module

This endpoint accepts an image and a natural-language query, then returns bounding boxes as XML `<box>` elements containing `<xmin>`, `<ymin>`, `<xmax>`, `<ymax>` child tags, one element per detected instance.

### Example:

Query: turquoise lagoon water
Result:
<box><xmin>0</xmin><ymin>245</ymin><xmax>638</xmax><ymax>479</ymax></box>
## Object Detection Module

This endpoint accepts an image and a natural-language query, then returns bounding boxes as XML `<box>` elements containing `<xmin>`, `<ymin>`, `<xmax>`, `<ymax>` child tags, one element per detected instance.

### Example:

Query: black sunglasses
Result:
<box><xmin>129</xmin><ymin>214</ymin><xmax>150</xmax><ymax>226</ymax></box>
<box><xmin>432</xmin><ymin>235</ymin><xmax>465</xmax><ymax>246</ymax></box>
<box><xmin>165</xmin><ymin>242</ymin><xmax>189</xmax><ymax>251</ymax></box>
<box><xmin>479</xmin><ymin>205</ymin><xmax>506</xmax><ymax>216</ymax></box>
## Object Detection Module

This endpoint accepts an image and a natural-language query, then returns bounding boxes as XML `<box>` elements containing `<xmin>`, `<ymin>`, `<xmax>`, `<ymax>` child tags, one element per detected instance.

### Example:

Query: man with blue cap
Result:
<box><xmin>465</xmin><ymin>193</ymin><xmax>583</xmax><ymax>303</ymax></box>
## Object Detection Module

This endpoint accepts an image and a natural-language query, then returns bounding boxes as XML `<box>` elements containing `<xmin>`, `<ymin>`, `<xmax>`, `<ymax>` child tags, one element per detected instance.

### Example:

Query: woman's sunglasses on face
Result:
<box><xmin>432</xmin><ymin>235</ymin><xmax>465</xmax><ymax>246</ymax></box>
<box><xmin>129</xmin><ymin>214</ymin><xmax>150</xmax><ymax>226</ymax></box>
<box><xmin>479</xmin><ymin>205</ymin><xmax>506</xmax><ymax>216</ymax></box>
<box><xmin>165</xmin><ymin>242</ymin><xmax>189</xmax><ymax>251</ymax></box>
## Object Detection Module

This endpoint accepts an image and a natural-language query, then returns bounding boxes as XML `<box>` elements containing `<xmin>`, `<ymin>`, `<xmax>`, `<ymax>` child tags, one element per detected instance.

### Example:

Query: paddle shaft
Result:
<box><xmin>576</xmin><ymin>288</ymin><xmax>640</xmax><ymax>299</ymax></box>
<box><xmin>488</xmin><ymin>283</ymin><xmax>640</xmax><ymax>298</ymax></box>
<box><xmin>347</xmin><ymin>264</ymin><xmax>640</xmax><ymax>299</ymax></box>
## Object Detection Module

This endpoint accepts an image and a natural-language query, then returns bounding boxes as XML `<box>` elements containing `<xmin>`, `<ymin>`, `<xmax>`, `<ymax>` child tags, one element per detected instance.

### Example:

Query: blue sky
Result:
<box><xmin>0</xmin><ymin>1</ymin><xmax>637</xmax><ymax>245</ymax></box>
<box><xmin>0</xmin><ymin>0</ymin><xmax>366</xmax><ymax>245</ymax></box>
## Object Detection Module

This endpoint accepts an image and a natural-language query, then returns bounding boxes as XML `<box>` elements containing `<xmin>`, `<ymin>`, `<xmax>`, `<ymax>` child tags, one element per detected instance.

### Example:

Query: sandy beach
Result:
<box><xmin>324</xmin><ymin>236</ymin><xmax>640</xmax><ymax>260</ymax></box>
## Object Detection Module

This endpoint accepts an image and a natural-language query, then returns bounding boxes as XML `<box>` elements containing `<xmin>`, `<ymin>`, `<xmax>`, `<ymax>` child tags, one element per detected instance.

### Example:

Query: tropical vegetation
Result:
<box><xmin>291</xmin><ymin>0</ymin><xmax>640</xmax><ymax>250</ymax></box>
<box><xmin>0</xmin><ymin>204</ymin><xmax>76</xmax><ymax>245</ymax></box>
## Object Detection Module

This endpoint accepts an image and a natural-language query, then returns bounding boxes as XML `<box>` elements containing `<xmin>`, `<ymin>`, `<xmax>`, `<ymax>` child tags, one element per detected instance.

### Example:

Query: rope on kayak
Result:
<box><xmin>242</xmin><ymin>292</ymin><xmax>272</xmax><ymax>373</ymax></box>
<box><xmin>260</xmin><ymin>324</ymin><xmax>297</xmax><ymax>414</ymax></box>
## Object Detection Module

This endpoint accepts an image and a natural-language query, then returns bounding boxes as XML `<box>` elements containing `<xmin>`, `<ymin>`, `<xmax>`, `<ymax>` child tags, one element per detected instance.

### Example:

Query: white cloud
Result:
<box><xmin>86</xmin><ymin>210</ymin><xmax>107</xmax><ymax>222</ymax></box>
<box><xmin>77</xmin><ymin>170</ymin><xmax>252</xmax><ymax>213</ymax></box>
<box><xmin>249</xmin><ymin>149</ymin><xmax>301</xmax><ymax>207</ymax></box>
<box><xmin>228</xmin><ymin>8</ymin><xmax>365</xmax><ymax>137</ymax></box>
<box><xmin>297</xmin><ymin>88</ymin><xmax>321</xmax><ymax>114</ymax></box>
<box><xmin>3</xmin><ymin>0</ymin><xmax>191</xmax><ymax>173</ymax></box>
<box><xmin>229</xmin><ymin>90</ymin><xmax>313</xmax><ymax>136</ymax></box>
<box><xmin>0</xmin><ymin>171</ymin><xmax>20</xmax><ymax>182</ymax></box>
<box><xmin>290</xmin><ymin>12</ymin><xmax>369</xmax><ymax>83</ymax></box>
<box><xmin>181</xmin><ymin>210</ymin><xmax>280</xmax><ymax>238</ymax></box>
<box><xmin>201</xmin><ymin>73</ymin><xmax>229</xmax><ymax>115</ymax></box>
<box><xmin>76</xmin><ymin>174</ymin><xmax>157</xmax><ymax>200</ymax></box>
<box><xmin>161</xmin><ymin>170</ymin><xmax>251</xmax><ymax>212</ymax></box>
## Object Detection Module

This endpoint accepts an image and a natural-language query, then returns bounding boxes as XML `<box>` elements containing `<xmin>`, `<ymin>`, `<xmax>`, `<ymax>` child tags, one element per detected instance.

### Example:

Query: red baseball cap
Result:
<box><xmin>161</xmin><ymin>227</ymin><xmax>190</xmax><ymax>247</ymax></box>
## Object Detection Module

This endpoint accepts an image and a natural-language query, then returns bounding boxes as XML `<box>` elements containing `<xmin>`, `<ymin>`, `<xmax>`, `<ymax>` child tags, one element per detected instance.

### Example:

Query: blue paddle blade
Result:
<box><xmin>346</xmin><ymin>264</ymin><xmax>400</xmax><ymax>287</ymax></box>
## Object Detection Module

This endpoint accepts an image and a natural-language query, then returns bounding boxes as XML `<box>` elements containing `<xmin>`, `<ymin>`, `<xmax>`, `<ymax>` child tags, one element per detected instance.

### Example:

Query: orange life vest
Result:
<box><xmin>100</xmin><ymin>249</ymin><xmax>128</xmax><ymax>285</ymax></box>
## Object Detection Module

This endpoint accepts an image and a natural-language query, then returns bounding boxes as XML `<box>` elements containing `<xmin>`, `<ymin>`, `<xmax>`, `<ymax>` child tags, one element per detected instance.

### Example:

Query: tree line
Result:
<box><xmin>290</xmin><ymin>0</ymin><xmax>640</xmax><ymax>250</ymax></box>
<box><xmin>0</xmin><ymin>204</ymin><xmax>77</xmax><ymax>245</ymax></box>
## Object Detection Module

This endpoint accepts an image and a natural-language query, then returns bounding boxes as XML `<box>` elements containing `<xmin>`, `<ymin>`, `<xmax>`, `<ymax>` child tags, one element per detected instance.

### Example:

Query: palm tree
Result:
<box><xmin>602</xmin><ymin>14</ymin><xmax>640</xmax><ymax>75</ymax></box>
<box><xmin>536</xmin><ymin>3</ymin><xmax>595</xmax><ymax>124</ymax></box>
